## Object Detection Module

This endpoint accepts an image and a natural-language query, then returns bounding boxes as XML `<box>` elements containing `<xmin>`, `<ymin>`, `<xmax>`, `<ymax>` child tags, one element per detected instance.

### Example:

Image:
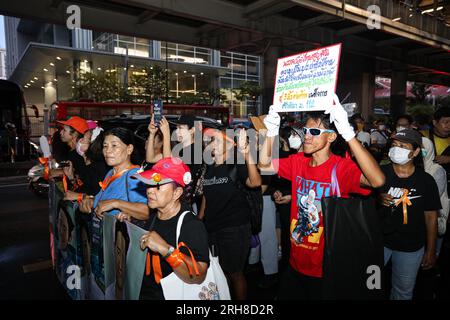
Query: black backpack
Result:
<box><xmin>228</xmin><ymin>165</ymin><xmax>263</xmax><ymax>235</ymax></box>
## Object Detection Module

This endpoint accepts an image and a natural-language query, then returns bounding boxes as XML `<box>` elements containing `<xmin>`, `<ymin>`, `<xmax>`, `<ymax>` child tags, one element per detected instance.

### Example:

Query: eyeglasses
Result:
<box><xmin>302</xmin><ymin>127</ymin><xmax>334</xmax><ymax>136</ymax></box>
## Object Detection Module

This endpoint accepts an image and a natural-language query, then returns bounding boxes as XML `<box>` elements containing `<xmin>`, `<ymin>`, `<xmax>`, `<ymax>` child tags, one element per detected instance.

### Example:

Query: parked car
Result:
<box><xmin>99</xmin><ymin>114</ymin><xmax>225</xmax><ymax>163</ymax></box>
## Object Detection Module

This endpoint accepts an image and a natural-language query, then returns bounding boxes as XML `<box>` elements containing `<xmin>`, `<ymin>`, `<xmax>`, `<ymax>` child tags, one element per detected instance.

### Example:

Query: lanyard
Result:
<box><xmin>98</xmin><ymin>165</ymin><xmax>139</xmax><ymax>191</ymax></box>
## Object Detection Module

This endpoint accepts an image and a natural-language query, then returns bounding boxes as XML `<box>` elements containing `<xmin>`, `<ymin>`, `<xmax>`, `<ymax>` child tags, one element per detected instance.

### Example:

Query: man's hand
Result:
<box><xmin>94</xmin><ymin>199</ymin><xmax>119</xmax><ymax>219</ymax></box>
<box><xmin>263</xmin><ymin>105</ymin><xmax>280</xmax><ymax>137</ymax></box>
<box><xmin>62</xmin><ymin>161</ymin><xmax>74</xmax><ymax>180</ymax></box>
<box><xmin>379</xmin><ymin>193</ymin><xmax>394</xmax><ymax>207</ymax></box>
<box><xmin>421</xmin><ymin>250</ymin><xmax>436</xmax><ymax>270</ymax></box>
<box><xmin>435</xmin><ymin>155</ymin><xmax>450</xmax><ymax>165</ymax></box>
<box><xmin>324</xmin><ymin>93</ymin><xmax>355</xmax><ymax>142</ymax></box>
<box><xmin>237</xmin><ymin>128</ymin><xmax>249</xmax><ymax>154</ymax></box>
<box><xmin>275</xmin><ymin>195</ymin><xmax>292</xmax><ymax>205</ymax></box>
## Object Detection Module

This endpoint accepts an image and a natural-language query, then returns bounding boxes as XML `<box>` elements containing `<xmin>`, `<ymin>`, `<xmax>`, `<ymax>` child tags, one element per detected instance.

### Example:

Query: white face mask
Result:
<box><xmin>396</xmin><ymin>126</ymin><xmax>407</xmax><ymax>133</ymax></box>
<box><xmin>76</xmin><ymin>141</ymin><xmax>84</xmax><ymax>156</ymax></box>
<box><xmin>378</xmin><ymin>125</ymin><xmax>386</xmax><ymax>131</ymax></box>
<box><xmin>288</xmin><ymin>135</ymin><xmax>302</xmax><ymax>150</ymax></box>
<box><xmin>388</xmin><ymin>146</ymin><xmax>412</xmax><ymax>165</ymax></box>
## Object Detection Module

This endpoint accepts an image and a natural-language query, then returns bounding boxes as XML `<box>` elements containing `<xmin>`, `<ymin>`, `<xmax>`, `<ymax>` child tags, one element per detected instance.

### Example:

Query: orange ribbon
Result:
<box><xmin>394</xmin><ymin>188</ymin><xmax>412</xmax><ymax>225</ymax></box>
<box><xmin>98</xmin><ymin>165</ymin><xmax>139</xmax><ymax>191</ymax></box>
<box><xmin>62</xmin><ymin>174</ymin><xmax>68</xmax><ymax>193</ymax></box>
<box><xmin>144</xmin><ymin>242</ymin><xmax>200</xmax><ymax>285</ymax></box>
<box><xmin>39</xmin><ymin>157</ymin><xmax>49</xmax><ymax>181</ymax></box>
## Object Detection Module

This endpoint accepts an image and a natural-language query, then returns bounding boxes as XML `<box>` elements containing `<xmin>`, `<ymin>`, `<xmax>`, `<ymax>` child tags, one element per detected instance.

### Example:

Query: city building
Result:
<box><xmin>3</xmin><ymin>16</ymin><xmax>262</xmax><ymax>130</ymax></box>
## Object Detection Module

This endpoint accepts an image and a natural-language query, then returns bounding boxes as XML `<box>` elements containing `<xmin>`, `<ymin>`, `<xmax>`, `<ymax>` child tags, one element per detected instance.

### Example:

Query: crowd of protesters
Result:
<box><xmin>44</xmin><ymin>95</ymin><xmax>450</xmax><ymax>300</ymax></box>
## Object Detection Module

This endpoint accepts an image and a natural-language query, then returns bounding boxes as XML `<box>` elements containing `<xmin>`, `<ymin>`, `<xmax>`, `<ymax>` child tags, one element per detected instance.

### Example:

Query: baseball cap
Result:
<box><xmin>178</xmin><ymin>114</ymin><xmax>196</xmax><ymax>128</ymax></box>
<box><xmin>392</xmin><ymin>128</ymin><xmax>422</xmax><ymax>147</ymax></box>
<box><xmin>132</xmin><ymin>157</ymin><xmax>192</xmax><ymax>187</ymax></box>
<box><xmin>57</xmin><ymin>116</ymin><xmax>89</xmax><ymax>134</ymax></box>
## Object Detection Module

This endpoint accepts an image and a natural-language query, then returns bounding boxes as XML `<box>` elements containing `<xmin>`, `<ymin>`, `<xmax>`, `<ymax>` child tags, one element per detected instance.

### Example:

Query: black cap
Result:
<box><xmin>178</xmin><ymin>114</ymin><xmax>196</xmax><ymax>128</ymax></box>
<box><xmin>392</xmin><ymin>128</ymin><xmax>422</xmax><ymax>147</ymax></box>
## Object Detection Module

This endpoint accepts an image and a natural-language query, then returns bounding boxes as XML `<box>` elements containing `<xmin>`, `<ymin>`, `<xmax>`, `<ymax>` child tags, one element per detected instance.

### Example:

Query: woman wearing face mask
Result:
<box><xmin>377</xmin><ymin>128</ymin><xmax>440</xmax><ymax>300</ymax></box>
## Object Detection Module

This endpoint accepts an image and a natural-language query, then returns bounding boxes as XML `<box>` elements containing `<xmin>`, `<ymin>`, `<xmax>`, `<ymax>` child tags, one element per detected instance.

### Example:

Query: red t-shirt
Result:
<box><xmin>275</xmin><ymin>153</ymin><xmax>371</xmax><ymax>278</ymax></box>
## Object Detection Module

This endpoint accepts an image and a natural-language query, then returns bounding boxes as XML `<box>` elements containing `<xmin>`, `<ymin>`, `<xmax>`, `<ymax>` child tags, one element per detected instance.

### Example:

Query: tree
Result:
<box><xmin>233</xmin><ymin>81</ymin><xmax>262</xmax><ymax>115</ymax></box>
<box><xmin>197</xmin><ymin>88</ymin><xmax>226</xmax><ymax>105</ymax></box>
<box><xmin>72</xmin><ymin>70</ymin><xmax>121</xmax><ymax>102</ymax></box>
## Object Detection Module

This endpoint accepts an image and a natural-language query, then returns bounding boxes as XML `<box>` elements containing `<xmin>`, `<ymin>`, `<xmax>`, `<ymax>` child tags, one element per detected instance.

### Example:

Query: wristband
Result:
<box><xmin>165</xmin><ymin>249</ymin><xmax>183</xmax><ymax>269</ymax></box>
<box><xmin>162</xmin><ymin>246</ymin><xmax>175</xmax><ymax>259</ymax></box>
<box><xmin>77</xmin><ymin>193</ymin><xmax>83</xmax><ymax>203</ymax></box>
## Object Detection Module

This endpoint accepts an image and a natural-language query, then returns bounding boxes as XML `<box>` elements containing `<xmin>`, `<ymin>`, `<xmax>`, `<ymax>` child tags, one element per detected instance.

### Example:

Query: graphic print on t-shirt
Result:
<box><xmin>387</xmin><ymin>187</ymin><xmax>421</xmax><ymax>225</ymax></box>
<box><xmin>387</xmin><ymin>187</ymin><xmax>421</xmax><ymax>201</ymax></box>
<box><xmin>291</xmin><ymin>176</ymin><xmax>331</xmax><ymax>245</ymax></box>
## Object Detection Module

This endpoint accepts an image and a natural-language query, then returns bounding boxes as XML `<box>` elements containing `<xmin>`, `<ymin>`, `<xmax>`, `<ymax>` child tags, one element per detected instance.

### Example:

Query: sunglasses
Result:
<box><xmin>302</xmin><ymin>127</ymin><xmax>335</xmax><ymax>136</ymax></box>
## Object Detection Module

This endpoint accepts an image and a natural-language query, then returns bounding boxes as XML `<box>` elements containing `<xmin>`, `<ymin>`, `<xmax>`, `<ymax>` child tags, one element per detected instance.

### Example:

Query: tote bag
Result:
<box><xmin>160</xmin><ymin>211</ymin><xmax>231</xmax><ymax>300</ymax></box>
<box><xmin>321</xmin><ymin>163</ymin><xmax>384</xmax><ymax>300</ymax></box>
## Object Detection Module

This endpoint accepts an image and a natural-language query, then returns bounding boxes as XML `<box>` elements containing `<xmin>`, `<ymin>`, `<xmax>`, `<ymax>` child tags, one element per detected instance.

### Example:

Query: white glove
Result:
<box><xmin>263</xmin><ymin>105</ymin><xmax>281</xmax><ymax>137</ymax></box>
<box><xmin>324</xmin><ymin>93</ymin><xmax>355</xmax><ymax>142</ymax></box>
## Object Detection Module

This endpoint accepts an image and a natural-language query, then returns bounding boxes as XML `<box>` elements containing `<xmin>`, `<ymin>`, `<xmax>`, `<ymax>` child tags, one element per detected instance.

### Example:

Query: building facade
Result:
<box><xmin>4</xmin><ymin>16</ymin><xmax>262</xmax><ymax>124</ymax></box>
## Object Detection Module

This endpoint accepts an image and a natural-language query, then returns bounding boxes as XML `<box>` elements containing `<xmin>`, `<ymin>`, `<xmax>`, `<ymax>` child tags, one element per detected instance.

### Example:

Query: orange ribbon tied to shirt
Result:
<box><xmin>98</xmin><ymin>165</ymin><xmax>140</xmax><ymax>191</ymax></box>
<box><xmin>38</xmin><ymin>157</ymin><xmax>49</xmax><ymax>181</ymax></box>
<box><xmin>394</xmin><ymin>188</ymin><xmax>412</xmax><ymax>225</ymax></box>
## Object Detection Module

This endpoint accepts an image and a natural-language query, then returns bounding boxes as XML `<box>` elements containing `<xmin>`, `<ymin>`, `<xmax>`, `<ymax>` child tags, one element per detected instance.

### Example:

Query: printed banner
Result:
<box><xmin>54</xmin><ymin>199</ymin><xmax>82</xmax><ymax>299</ymax></box>
<box><xmin>104</xmin><ymin>214</ymin><xmax>147</xmax><ymax>300</ymax></box>
<box><xmin>273</xmin><ymin>43</ymin><xmax>341</xmax><ymax>112</ymax></box>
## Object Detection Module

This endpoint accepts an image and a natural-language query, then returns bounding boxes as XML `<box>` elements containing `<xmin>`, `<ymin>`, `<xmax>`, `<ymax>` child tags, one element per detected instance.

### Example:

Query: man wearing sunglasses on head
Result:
<box><xmin>259</xmin><ymin>93</ymin><xmax>385</xmax><ymax>300</ymax></box>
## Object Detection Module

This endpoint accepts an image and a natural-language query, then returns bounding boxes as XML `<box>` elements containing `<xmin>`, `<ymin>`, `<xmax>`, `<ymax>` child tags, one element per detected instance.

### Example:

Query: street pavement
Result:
<box><xmin>0</xmin><ymin>175</ymin><xmax>69</xmax><ymax>300</ymax></box>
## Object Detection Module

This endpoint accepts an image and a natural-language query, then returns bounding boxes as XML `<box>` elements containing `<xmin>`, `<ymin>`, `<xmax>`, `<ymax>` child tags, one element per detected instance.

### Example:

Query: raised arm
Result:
<box><xmin>146</xmin><ymin>114</ymin><xmax>158</xmax><ymax>163</ymax></box>
<box><xmin>258</xmin><ymin>107</ymin><xmax>281</xmax><ymax>175</ymax></box>
<box><xmin>325</xmin><ymin>94</ymin><xmax>385</xmax><ymax>188</ymax></box>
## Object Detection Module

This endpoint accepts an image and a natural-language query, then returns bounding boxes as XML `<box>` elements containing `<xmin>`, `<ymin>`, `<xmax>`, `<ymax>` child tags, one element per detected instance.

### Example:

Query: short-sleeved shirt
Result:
<box><xmin>370</xmin><ymin>131</ymin><xmax>388</xmax><ymax>146</ymax></box>
<box><xmin>275</xmin><ymin>153</ymin><xmax>371</xmax><ymax>278</ymax></box>
<box><xmin>93</xmin><ymin>167</ymin><xmax>147</xmax><ymax>215</ymax></box>
<box><xmin>202</xmin><ymin>163</ymin><xmax>250</xmax><ymax>233</ymax></box>
<box><xmin>140</xmin><ymin>207</ymin><xmax>210</xmax><ymax>300</ymax></box>
<box><xmin>379</xmin><ymin>164</ymin><xmax>441</xmax><ymax>252</ymax></box>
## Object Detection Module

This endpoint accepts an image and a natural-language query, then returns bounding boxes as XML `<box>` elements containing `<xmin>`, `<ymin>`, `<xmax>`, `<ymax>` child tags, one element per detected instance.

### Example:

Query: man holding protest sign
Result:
<box><xmin>259</xmin><ymin>94</ymin><xmax>385</xmax><ymax>299</ymax></box>
<box><xmin>258</xmin><ymin>44</ymin><xmax>384</xmax><ymax>299</ymax></box>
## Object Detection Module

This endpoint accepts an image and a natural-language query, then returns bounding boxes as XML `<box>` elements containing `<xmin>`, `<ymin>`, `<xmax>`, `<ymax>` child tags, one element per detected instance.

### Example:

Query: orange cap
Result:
<box><xmin>57</xmin><ymin>116</ymin><xmax>89</xmax><ymax>134</ymax></box>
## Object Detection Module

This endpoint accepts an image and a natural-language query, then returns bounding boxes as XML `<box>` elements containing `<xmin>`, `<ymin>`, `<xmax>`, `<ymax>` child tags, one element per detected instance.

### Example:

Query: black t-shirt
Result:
<box><xmin>202</xmin><ymin>163</ymin><xmax>250</xmax><ymax>232</ymax></box>
<box><xmin>51</xmin><ymin>131</ymin><xmax>70</xmax><ymax>163</ymax></box>
<box><xmin>139</xmin><ymin>206</ymin><xmax>210</xmax><ymax>300</ymax></box>
<box><xmin>378</xmin><ymin>164</ymin><xmax>441</xmax><ymax>252</ymax></box>
<box><xmin>180</xmin><ymin>143</ymin><xmax>202</xmax><ymax>182</ymax></box>
<box><xmin>76</xmin><ymin>160</ymin><xmax>109</xmax><ymax>196</ymax></box>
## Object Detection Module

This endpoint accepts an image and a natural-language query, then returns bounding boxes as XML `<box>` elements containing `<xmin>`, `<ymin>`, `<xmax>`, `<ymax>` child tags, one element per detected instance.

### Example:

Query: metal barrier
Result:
<box><xmin>49</xmin><ymin>181</ymin><xmax>147</xmax><ymax>300</ymax></box>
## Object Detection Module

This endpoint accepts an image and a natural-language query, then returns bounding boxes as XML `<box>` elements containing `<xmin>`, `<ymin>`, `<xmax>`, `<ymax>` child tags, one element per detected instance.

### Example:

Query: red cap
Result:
<box><xmin>132</xmin><ymin>157</ymin><xmax>192</xmax><ymax>187</ymax></box>
<box><xmin>57</xmin><ymin>116</ymin><xmax>89</xmax><ymax>134</ymax></box>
